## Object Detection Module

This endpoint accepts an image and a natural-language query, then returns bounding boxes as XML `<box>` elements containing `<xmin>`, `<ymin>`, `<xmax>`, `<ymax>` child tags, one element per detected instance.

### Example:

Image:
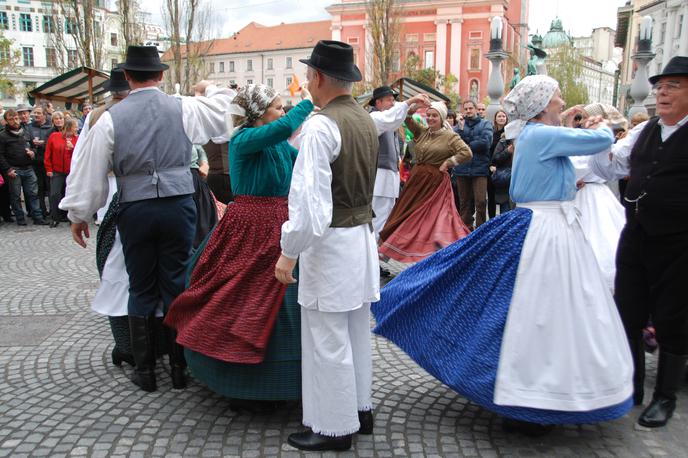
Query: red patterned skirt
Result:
<box><xmin>165</xmin><ymin>195</ymin><xmax>288</xmax><ymax>364</ymax></box>
<box><xmin>379</xmin><ymin>165</ymin><xmax>470</xmax><ymax>263</ymax></box>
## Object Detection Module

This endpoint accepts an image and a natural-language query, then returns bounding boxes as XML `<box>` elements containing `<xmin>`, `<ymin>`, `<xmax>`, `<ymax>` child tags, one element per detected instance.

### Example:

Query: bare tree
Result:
<box><xmin>119</xmin><ymin>0</ymin><xmax>146</xmax><ymax>50</ymax></box>
<box><xmin>47</xmin><ymin>0</ymin><xmax>105</xmax><ymax>70</ymax></box>
<box><xmin>366</xmin><ymin>0</ymin><xmax>401</xmax><ymax>86</ymax></box>
<box><xmin>162</xmin><ymin>0</ymin><xmax>215</xmax><ymax>93</ymax></box>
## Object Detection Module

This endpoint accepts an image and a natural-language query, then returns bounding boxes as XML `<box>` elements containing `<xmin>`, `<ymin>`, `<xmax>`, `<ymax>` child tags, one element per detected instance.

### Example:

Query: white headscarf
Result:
<box><xmin>503</xmin><ymin>75</ymin><xmax>559</xmax><ymax>139</ymax></box>
<box><xmin>428</xmin><ymin>101</ymin><xmax>448</xmax><ymax>123</ymax></box>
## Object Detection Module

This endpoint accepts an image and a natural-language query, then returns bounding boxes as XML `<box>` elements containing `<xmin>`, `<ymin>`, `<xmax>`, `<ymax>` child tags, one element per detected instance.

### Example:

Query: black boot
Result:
<box><xmin>629</xmin><ymin>338</ymin><xmax>645</xmax><ymax>405</ymax></box>
<box><xmin>128</xmin><ymin>315</ymin><xmax>157</xmax><ymax>392</ymax></box>
<box><xmin>164</xmin><ymin>326</ymin><xmax>187</xmax><ymax>389</ymax></box>
<box><xmin>358</xmin><ymin>410</ymin><xmax>373</xmax><ymax>434</ymax></box>
<box><xmin>638</xmin><ymin>351</ymin><xmax>688</xmax><ymax>428</ymax></box>
<box><xmin>112</xmin><ymin>346</ymin><xmax>136</xmax><ymax>367</ymax></box>
<box><xmin>287</xmin><ymin>430</ymin><xmax>352</xmax><ymax>451</ymax></box>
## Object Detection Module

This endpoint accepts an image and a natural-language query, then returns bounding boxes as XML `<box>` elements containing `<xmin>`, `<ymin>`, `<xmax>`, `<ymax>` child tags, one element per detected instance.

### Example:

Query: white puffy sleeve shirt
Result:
<box><xmin>60</xmin><ymin>85</ymin><xmax>235</xmax><ymax>223</ymax></box>
<box><xmin>280</xmin><ymin>104</ymin><xmax>407</xmax><ymax>312</ymax></box>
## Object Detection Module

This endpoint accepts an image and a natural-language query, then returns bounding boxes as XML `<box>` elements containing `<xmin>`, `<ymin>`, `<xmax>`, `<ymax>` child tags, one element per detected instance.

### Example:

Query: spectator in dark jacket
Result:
<box><xmin>489</xmin><ymin>135</ymin><xmax>514</xmax><ymax>215</ymax></box>
<box><xmin>0</xmin><ymin>109</ymin><xmax>48</xmax><ymax>226</ymax></box>
<box><xmin>27</xmin><ymin>107</ymin><xmax>52</xmax><ymax>217</ymax></box>
<box><xmin>452</xmin><ymin>100</ymin><xmax>493</xmax><ymax>229</ymax></box>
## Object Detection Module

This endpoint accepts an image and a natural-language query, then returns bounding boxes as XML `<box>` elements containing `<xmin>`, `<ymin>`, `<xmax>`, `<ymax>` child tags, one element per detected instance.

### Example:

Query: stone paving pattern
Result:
<box><xmin>1</xmin><ymin>222</ymin><xmax>687</xmax><ymax>457</ymax></box>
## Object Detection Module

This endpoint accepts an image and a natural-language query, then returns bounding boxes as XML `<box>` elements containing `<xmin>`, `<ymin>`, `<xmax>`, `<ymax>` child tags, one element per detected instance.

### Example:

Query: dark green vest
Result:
<box><xmin>318</xmin><ymin>95</ymin><xmax>379</xmax><ymax>228</ymax></box>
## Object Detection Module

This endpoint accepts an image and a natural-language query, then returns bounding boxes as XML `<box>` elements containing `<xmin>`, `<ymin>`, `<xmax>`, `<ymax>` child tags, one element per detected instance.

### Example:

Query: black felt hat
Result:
<box><xmin>120</xmin><ymin>46</ymin><xmax>169</xmax><ymax>72</ymax></box>
<box><xmin>299</xmin><ymin>40</ymin><xmax>362</xmax><ymax>82</ymax></box>
<box><xmin>104</xmin><ymin>65</ymin><xmax>130</xmax><ymax>92</ymax></box>
<box><xmin>649</xmin><ymin>56</ymin><xmax>688</xmax><ymax>84</ymax></box>
<box><xmin>369</xmin><ymin>86</ymin><xmax>398</xmax><ymax>106</ymax></box>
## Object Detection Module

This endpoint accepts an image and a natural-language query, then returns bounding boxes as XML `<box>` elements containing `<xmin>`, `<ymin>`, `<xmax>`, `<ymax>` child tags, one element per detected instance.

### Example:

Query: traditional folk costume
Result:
<box><xmin>165</xmin><ymin>87</ymin><xmax>314</xmax><ymax>401</ymax></box>
<box><xmin>60</xmin><ymin>46</ymin><xmax>235</xmax><ymax>392</ymax></box>
<box><xmin>369</xmin><ymin>86</ymin><xmax>402</xmax><ymax>238</ymax></box>
<box><xmin>589</xmin><ymin>56</ymin><xmax>688</xmax><ymax>428</ymax></box>
<box><xmin>282</xmin><ymin>41</ymin><xmax>410</xmax><ymax>452</ymax></box>
<box><xmin>372</xmin><ymin>76</ymin><xmax>634</xmax><ymax>426</ymax></box>
<box><xmin>570</xmin><ymin>155</ymin><xmax>625</xmax><ymax>291</ymax></box>
<box><xmin>378</xmin><ymin>102</ymin><xmax>471</xmax><ymax>263</ymax></box>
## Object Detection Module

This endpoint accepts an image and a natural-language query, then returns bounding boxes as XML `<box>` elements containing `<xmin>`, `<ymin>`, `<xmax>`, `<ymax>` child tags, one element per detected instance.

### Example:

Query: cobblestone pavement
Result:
<box><xmin>1</xmin><ymin>222</ymin><xmax>687</xmax><ymax>458</ymax></box>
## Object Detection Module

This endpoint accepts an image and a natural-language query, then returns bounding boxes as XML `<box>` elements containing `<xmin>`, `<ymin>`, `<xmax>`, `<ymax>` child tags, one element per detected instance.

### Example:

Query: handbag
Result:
<box><xmin>491</xmin><ymin>167</ymin><xmax>511</xmax><ymax>188</ymax></box>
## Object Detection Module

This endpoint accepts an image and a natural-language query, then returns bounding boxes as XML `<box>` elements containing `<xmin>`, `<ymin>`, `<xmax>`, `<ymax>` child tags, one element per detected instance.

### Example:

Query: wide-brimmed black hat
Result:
<box><xmin>120</xmin><ymin>45</ymin><xmax>169</xmax><ymax>72</ymax></box>
<box><xmin>299</xmin><ymin>40</ymin><xmax>361</xmax><ymax>82</ymax></box>
<box><xmin>368</xmin><ymin>86</ymin><xmax>398</xmax><ymax>106</ymax></box>
<box><xmin>649</xmin><ymin>55</ymin><xmax>688</xmax><ymax>84</ymax></box>
<box><xmin>104</xmin><ymin>65</ymin><xmax>130</xmax><ymax>92</ymax></box>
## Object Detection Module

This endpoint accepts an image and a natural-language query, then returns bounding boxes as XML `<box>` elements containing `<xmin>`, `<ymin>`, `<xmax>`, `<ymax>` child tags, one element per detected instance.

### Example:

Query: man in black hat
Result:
<box><xmin>591</xmin><ymin>55</ymin><xmax>688</xmax><ymax>428</ymax></box>
<box><xmin>274</xmin><ymin>40</ymin><xmax>424</xmax><ymax>452</ymax></box>
<box><xmin>60</xmin><ymin>45</ymin><xmax>236</xmax><ymax>393</ymax></box>
<box><xmin>368</xmin><ymin>86</ymin><xmax>429</xmax><ymax>278</ymax></box>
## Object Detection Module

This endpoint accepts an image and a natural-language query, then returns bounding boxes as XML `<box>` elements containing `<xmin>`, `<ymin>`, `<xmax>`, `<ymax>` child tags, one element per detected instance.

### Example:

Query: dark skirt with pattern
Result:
<box><xmin>166</xmin><ymin>195</ymin><xmax>301</xmax><ymax>400</ymax></box>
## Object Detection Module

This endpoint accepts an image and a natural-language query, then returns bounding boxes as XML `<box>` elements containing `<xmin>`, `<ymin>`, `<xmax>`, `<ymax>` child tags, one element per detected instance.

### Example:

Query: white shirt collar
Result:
<box><xmin>129</xmin><ymin>86</ymin><xmax>163</xmax><ymax>95</ymax></box>
<box><xmin>658</xmin><ymin>113</ymin><xmax>688</xmax><ymax>128</ymax></box>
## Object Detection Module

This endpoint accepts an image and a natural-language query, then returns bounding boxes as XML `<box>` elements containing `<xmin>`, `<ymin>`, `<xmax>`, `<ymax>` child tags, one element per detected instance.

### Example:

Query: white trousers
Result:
<box><xmin>300</xmin><ymin>304</ymin><xmax>373</xmax><ymax>436</ymax></box>
<box><xmin>372</xmin><ymin>195</ymin><xmax>395</xmax><ymax>240</ymax></box>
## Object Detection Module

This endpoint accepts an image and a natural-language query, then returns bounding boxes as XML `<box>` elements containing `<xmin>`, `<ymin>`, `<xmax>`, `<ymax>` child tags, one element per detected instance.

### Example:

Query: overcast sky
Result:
<box><xmin>140</xmin><ymin>0</ymin><xmax>628</xmax><ymax>40</ymax></box>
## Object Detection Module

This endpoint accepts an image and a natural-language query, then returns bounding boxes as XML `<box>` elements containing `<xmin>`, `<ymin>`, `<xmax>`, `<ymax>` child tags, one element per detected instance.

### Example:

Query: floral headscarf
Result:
<box><xmin>231</xmin><ymin>84</ymin><xmax>278</xmax><ymax>128</ymax></box>
<box><xmin>503</xmin><ymin>75</ymin><xmax>559</xmax><ymax>139</ymax></box>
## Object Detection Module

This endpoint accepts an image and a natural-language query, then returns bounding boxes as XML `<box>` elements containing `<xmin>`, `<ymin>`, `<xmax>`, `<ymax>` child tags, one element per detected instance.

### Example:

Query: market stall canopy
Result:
<box><xmin>356</xmin><ymin>77</ymin><xmax>450</xmax><ymax>105</ymax></box>
<box><xmin>29</xmin><ymin>67</ymin><xmax>110</xmax><ymax>104</ymax></box>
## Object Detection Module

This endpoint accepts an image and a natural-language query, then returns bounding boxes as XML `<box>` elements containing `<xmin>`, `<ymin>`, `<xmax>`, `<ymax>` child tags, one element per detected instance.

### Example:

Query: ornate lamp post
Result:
<box><xmin>485</xmin><ymin>16</ymin><xmax>508</xmax><ymax>122</ymax></box>
<box><xmin>628</xmin><ymin>16</ymin><xmax>656</xmax><ymax>117</ymax></box>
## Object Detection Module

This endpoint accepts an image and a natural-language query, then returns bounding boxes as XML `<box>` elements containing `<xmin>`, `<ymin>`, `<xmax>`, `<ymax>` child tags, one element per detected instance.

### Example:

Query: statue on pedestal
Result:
<box><xmin>527</xmin><ymin>44</ymin><xmax>548</xmax><ymax>76</ymax></box>
<box><xmin>509</xmin><ymin>68</ymin><xmax>521</xmax><ymax>89</ymax></box>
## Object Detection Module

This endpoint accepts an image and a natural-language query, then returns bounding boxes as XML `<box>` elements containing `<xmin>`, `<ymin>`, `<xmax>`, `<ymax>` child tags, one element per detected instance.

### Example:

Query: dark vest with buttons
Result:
<box><xmin>371</xmin><ymin>108</ymin><xmax>400</xmax><ymax>171</ymax></box>
<box><xmin>318</xmin><ymin>95</ymin><xmax>379</xmax><ymax>228</ymax></box>
<box><xmin>624</xmin><ymin>117</ymin><xmax>688</xmax><ymax>236</ymax></box>
<box><xmin>109</xmin><ymin>89</ymin><xmax>193</xmax><ymax>203</ymax></box>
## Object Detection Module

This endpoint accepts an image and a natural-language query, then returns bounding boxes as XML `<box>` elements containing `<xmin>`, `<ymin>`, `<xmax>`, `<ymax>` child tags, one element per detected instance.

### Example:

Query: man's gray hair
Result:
<box><xmin>111</xmin><ymin>90</ymin><xmax>130</xmax><ymax>99</ymax></box>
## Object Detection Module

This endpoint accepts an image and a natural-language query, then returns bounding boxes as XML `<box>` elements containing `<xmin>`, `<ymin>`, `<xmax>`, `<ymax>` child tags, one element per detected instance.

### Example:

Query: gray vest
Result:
<box><xmin>110</xmin><ymin>89</ymin><xmax>193</xmax><ymax>203</ymax></box>
<box><xmin>377</xmin><ymin>129</ymin><xmax>400</xmax><ymax>171</ymax></box>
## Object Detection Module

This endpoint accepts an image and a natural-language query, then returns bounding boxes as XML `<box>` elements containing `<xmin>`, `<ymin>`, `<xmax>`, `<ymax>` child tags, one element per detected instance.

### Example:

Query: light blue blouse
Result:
<box><xmin>509</xmin><ymin>123</ymin><xmax>614</xmax><ymax>203</ymax></box>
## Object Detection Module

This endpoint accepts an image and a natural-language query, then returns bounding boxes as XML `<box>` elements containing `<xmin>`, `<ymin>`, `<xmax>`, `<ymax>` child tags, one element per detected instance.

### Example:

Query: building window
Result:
<box><xmin>267</xmin><ymin>77</ymin><xmax>273</xmax><ymax>88</ymax></box>
<box><xmin>229</xmin><ymin>61</ymin><xmax>235</xmax><ymax>72</ymax></box>
<box><xmin>468</xmin><ymin>31</ymin><xmax>482</xmax><ymax>40</ymax></box>
<box><xmin>347</xmin><ymin>37</ymin><xmax>359</xmax><ymax>45</ymax></box>
<box><xmin>392</xmin><ymin>50</ymin><xmax>400</xmax><ymax>72</ymax></box>
<box><xmin>65</xmin><ymin>17</ymin><xmax>77</xmax><ymax>35</ymax></box>
<box><xmin>42</xmin><ymin>15</ymin><xmax>54</xmax><ymax>33</ymax></box>
<box><xmin>111</xmin><ymin>58</ymin><xmax>117</xmax><ymax>69</ymax></box>
<box><xmin>469</xmin><ymin>48</ymin><xmax>480</xmax><ymax>70</ymax></box>
<box><xmin>246</xmin><ymin>79</ymin><xmax>253</xmax><ymax>85</ymax></box>
<box><xmin>469</xmin><ymin>79</ymin><xmax>479</xmax><ymax>101</ymax></box>
<box><xmin>22</xmin><ymin>47</ymin><xmax>34</xmax><ymax>67</ymax></box>
<box><xmin>0</xmin><ymin>43</ymin><xmax>10</xmax><ymax>63</ymax></box>
<box><xmin>19</xmin><ymin>13</ymin><xmax>31</xmax><ymax>32</ymax></box>
<box><xmin>67</xmin><ymin>49</ymin><xmax>78</xmax><ymax>68</ymax></box>
<box><xmin>110</xmin><ymin>33</ymin><xmax>118</xmax><ymax>47</ymax></box>
<box><xmin>267</xmin><ymin>58</ymin><xmax>273</xmax><ymax>70</ymax></box>
<box><xmin>286</xmin><ymin>57</ymin><xmax>292</xmax><ymax>69</ymax></box>
<box><xmin>405</xmin><ymin>33</ymin><xmax>419</xmax><ymax>43</ymax></box>
<box><xmin>423</xmin><ymin>33</ymin><xmax>436</xmax><ymax>42</ymax></box>
<box><xmin>219</xmin><ymin>61</ymin><xmax>224</xmax><ymax>72</ymax></box>
<box><xmin>0</xmin><ymin>12</ymin><xmax>8</xmax><ymax>30</ymax></box>
<box><xmin>208</xmin><ymin>62</ymin><xmax>214</xmax><ymax>74</ymax></box>
<box><xmin>424</xmin><ymin>50</ymin><xmax>434</xmax><ymax>69</ymax></box>
<box><xmin>45</xmin><ymin>47</ymin><xmax>57</xmax><ymax>67</ymax></box>
<box><xmin>247</xmin><ymin>59</ymin><xmax>253</xmax><ymax>71</ymax></box>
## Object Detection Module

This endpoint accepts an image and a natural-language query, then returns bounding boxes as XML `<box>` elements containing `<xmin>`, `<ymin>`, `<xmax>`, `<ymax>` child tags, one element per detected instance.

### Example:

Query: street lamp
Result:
<box><xmin>628</xmin><ymin>16</ymin><xmax>656</xmax><ymax>117</ymax></box>
<box><xmin>485</xmin><ymin>16</ymin><xmax>508</xmax><ymax>122</ymax></box>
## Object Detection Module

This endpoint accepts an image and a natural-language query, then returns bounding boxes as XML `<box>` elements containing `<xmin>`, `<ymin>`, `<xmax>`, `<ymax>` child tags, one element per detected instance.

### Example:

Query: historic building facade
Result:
<box><xmin>326</xmin><ymin>0</ymin><xmax>528</xmax><ymax>104</ymax></box>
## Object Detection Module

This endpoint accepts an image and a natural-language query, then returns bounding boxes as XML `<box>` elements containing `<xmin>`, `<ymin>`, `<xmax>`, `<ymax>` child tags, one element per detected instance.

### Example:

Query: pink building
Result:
<box><xmin>326</xmin><ymin>0</ymin><xmax>528</xmax><ymax>103</ymax></box>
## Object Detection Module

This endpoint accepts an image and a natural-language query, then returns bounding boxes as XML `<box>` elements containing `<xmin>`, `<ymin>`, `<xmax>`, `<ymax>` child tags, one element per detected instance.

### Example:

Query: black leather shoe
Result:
<box><xmin>502</xmin><ymin>418</ymin><xmax>554</xmax><ymax>437</ymax></box>
<box><xmin>17</xmin><ymin>220</ymin><xmax>27</xmax><ymax>226</ymax></box>
<box><xmin>638</xmin><ymin>397</ymin><xmax>676</xmax><ymax>427</ymax></box>
<box><xmin>3</xmin><ymin>216</ymin><xmax>15</xmax><ymax>223</ymax></box>
<box><xmin>164</xmin><ymin>326</ymin><xmax>187</xmax><ymax>389</ymax></box>
<box><xmin>358</xmin><ymin>410</ymin><xmax>373</xmax><ymax>434</ymax></box>
<box><xmin>112</xmin><ymin>347</ymin><xmax>135</xmax><ymax>367</ymax></box>
<box><xmin>49</xmin><ymin>221</ymin><xmax>59</xmax><ymax>228</ymax></box>
<box><xmin>637</xmin><ymin>351</ymin><xmax>687</xmax><ymax>428</ymax></box>
<box><xmin>287</xmin><ymin>430</ymin><xmax>352</xmax><ymax>451</ymax></box>
<box><xmin>33</xmin><ymin>219</ymin><xmax>49</xmax><ymax>226</ymax></box>
<box><xmin>379</xmin><ymin>266</ymin><xmax>391</xmax><ymax>278</ymax></box>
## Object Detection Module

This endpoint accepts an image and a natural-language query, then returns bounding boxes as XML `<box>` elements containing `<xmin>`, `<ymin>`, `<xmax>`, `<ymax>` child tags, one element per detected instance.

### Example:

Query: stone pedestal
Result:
<box><xmin>628</xmin><ymin>40</ymin><xmax>656</xmax><ymax>117</ymax></box>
